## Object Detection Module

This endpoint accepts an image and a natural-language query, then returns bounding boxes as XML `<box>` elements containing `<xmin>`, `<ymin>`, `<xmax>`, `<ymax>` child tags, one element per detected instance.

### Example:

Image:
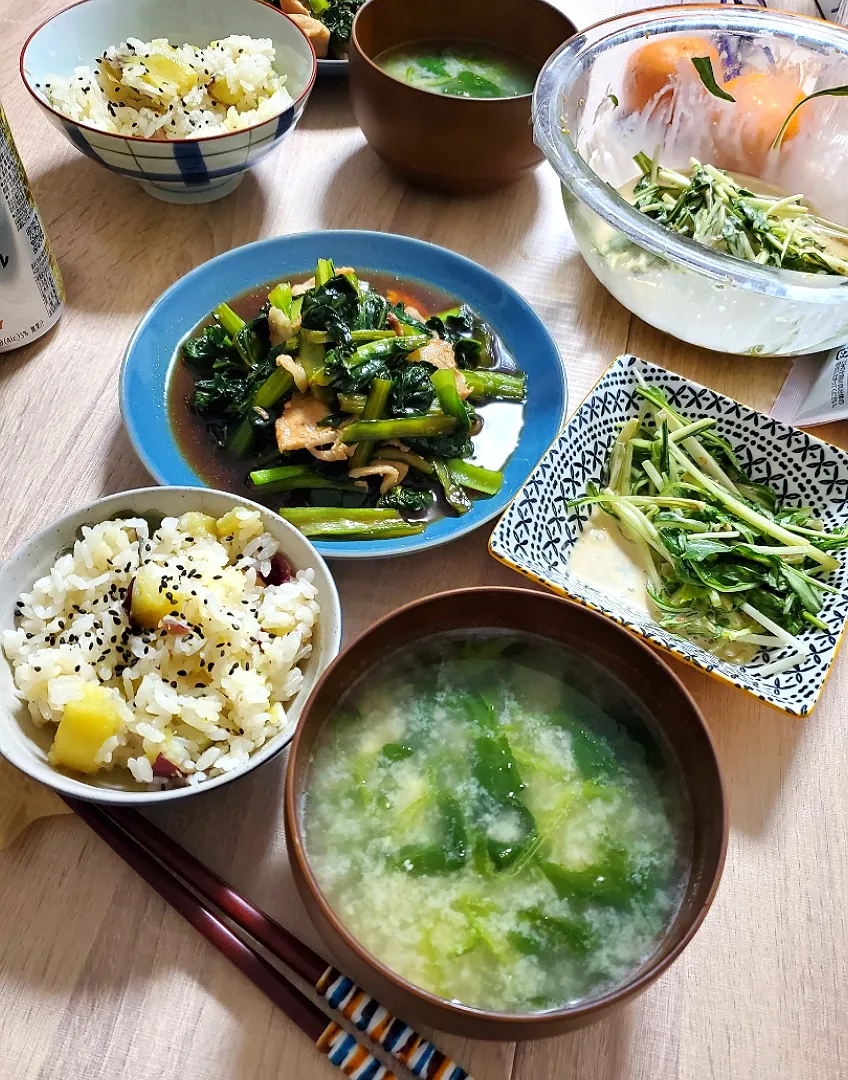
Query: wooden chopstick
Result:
<box><xmin>66</xmin><ymin>797</ymin><xmax>398</xmax><ymax>1080</ymax></box>
<box><xmin>65</xmin><ymin>798</ymin><xmax>472</xmax><ymax>1080</ymax></box>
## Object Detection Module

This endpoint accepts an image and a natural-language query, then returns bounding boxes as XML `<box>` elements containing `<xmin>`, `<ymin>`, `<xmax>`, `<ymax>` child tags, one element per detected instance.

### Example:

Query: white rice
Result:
<box><xmin>2</xmin><ymin>508</ymin><xmax>320</xmax><ymax>788</ymax></box>
<box><xmin>41</xmin><ymin>35</ymin><xmax>293</xmax><ymax>139</ymax></box>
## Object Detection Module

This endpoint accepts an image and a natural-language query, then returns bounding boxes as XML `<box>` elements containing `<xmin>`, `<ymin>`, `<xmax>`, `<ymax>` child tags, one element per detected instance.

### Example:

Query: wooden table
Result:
<box><xmin>1</xmin><ymin>1</ymin><xmax>846</xmax><ymax>1077</ymax></box>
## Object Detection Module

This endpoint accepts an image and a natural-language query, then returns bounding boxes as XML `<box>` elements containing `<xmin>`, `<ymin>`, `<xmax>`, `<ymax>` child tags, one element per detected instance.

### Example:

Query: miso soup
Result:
<box><xmin>303</xmin><ymin>632</ymin><xmax>691</xmax><ymax>1014</ymax></box>
<box><xmin>376</xmin><ymin>41</ymin><xmax>537</xmax><ymax>99</ymax></box>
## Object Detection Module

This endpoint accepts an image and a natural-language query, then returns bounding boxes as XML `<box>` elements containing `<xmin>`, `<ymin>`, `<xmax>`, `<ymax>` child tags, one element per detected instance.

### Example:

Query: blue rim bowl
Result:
<box><xmin>120</xmin><ymin>229</ymin><xmax>567</xmax><ymax>559</ymax></box>
<box><xmin>20</xmin><ymin>0</ymin><xmax>317</xmax><ymax>204</ymax></box>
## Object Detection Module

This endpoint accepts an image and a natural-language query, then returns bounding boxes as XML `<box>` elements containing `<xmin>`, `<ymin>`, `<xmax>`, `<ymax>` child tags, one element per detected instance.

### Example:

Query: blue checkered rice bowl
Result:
<box><xmin>21</xmin><ymin>0</ymin><xmax>317</xmax><ymax>203</ymax></box>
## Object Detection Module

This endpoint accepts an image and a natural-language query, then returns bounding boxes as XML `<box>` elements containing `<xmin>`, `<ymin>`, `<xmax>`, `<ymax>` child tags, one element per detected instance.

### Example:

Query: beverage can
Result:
<box><xmin>0</xmin><ymin>100</ymin><xmax>64</xmax><ymax>353</ymax></box>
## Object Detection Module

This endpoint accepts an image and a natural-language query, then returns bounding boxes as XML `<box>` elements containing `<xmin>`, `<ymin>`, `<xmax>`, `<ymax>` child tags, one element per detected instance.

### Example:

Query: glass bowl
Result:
<box><xmin>534</xmin><ymin>5</ymin><xmax>848</xmax><ymax>356</ymax></box>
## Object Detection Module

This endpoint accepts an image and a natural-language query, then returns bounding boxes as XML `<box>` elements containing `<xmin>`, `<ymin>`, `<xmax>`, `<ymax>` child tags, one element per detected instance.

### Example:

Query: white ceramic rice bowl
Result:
<box><xmin>20</xmin><ymin>0</ymin><xmax>317</xmax><ymax>204</ymax></box>
<box><xmin>0</xmin><ymin>487</ymin><xmax>341</xmax><ymax>804</ymax></box>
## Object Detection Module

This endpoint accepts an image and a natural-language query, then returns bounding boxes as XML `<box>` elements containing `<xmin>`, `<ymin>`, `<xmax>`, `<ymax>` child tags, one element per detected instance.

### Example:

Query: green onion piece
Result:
<box><xmin>691</xmin><ymin>56</ymin><xmax>736</xmax><ymax>102</ymax></box>
<box><xmin>772</xmin><ymin>85</ymin><xmax>848</xmax><ymax>150</ymax></box>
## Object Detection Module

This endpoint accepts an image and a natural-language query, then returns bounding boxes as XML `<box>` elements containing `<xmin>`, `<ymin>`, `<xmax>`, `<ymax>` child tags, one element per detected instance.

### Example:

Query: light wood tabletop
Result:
<box><xmin>1</xmin><ymin>0</ymin><xmax>846</xmax><ymax>1078</ymax></box>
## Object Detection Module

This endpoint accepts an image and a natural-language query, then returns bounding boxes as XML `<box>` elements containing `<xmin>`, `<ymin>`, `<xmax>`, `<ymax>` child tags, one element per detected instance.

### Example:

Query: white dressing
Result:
<box><xmin>568</xmin><ymin>510</ymin><xmax>654</xmax><ymax>615</ymax></box>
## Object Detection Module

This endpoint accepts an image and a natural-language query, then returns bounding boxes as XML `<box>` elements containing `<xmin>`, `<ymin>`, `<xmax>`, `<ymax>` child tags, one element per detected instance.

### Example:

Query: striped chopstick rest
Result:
<box><xmin>317</xmin><ymin>967</ymin><xmax>471</xmax><ymax>1080</ymax></box>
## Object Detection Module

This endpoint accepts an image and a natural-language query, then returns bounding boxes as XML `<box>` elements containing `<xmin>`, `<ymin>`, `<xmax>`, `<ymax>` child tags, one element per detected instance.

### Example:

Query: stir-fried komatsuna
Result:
<box><xmin>182</xmin><ymin>259</ymin><xmax>526</xmax><ymax>540</ymax></box>
<box><xmin>570</xmin><ymin>378</ymin><xmax>848</xmax><ymax>674</ymax></box>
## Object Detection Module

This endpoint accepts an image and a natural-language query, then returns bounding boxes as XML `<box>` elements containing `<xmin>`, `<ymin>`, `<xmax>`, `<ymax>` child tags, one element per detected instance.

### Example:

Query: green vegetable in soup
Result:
<box><xmin>303</xmin><ymin>632</ymin><xmax>689</xmax><ymax>1014</ymax></box>
<box><xmin>376</xmin><ymin>41</ymin><xmax>537</xmax><ymax>99</ymax></box>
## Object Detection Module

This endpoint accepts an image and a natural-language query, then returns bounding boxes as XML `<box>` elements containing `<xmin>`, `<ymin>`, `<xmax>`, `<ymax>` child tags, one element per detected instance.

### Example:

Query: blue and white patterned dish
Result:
<box><xmin>20</xmin><ymin>0</ymin><xmax>316</xmax><ymax>204</ymax></box>
<box><xmin>490</xmin><ymin>355</ymin><xmax>848</xmax><ymax>717</ymax></box>
<box><xmin>120</xmin><ymin>229</ymin><xmax>567</xmax><ymax>560</ymax></box>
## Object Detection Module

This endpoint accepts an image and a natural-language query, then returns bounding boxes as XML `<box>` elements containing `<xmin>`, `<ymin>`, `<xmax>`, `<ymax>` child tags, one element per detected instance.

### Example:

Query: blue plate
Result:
<box><xmin>121</xmin><ymin>230</ymin><xmax>567</xmax><ymax>559</ymax></box>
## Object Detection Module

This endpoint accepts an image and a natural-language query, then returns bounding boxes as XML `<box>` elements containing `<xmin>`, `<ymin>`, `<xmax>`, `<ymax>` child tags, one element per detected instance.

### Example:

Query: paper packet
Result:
<box><xmin>772</xmin><ymin>346</ymin><xmax>848</xmax><ymax>428</ymax></box>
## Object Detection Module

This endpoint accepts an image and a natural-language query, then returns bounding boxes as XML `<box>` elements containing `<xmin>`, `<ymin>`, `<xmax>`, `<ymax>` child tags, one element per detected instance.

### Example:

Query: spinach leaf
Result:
<box><xmin>509</xmin><ymin>908</ymin><xmax>596</xmax><ymax>959</ymax></box>
<box><xmin>407</xmin><ymin>430</ymin><xmax>474</xmax><ymax>459</ymax></box>
<box><xmin>331</xmin><ymin>353</ymin><xmax>392</xmax><ymax>393</ymax></box>
<box><xmin>426</xmin><ymin>305</ymin><xmax>493</xmax><ymax>368</ymax></box>
<box><xmin>390</xmin><ymin>303</ymin><xmax>429</xmax><ymax>334</ymax></box>
<box><xmin>355</xmin><ymin>288</ymin><xmax>389</xmax><ymax>331</ymax></box>
<box><xmin>473</xmin><ymin>733</ymin><xmax>537</xmax><ymax>870</ymax></box>
<box><xmin>567</xmin><ymin>718</ymin><xmax>621</xmax><ymax>781</ymax></box>
<box><xmin>396</xmin><ymin>794</ymin><xmax>468</xmax><ymax>874</ymax></box>
<box><xmin>183</xmin><ymin>324</ymin><xmax>236</xmax><ymax>368</ymax></box>
<box><xmin>541</xmin><ymin>843</ymin><xmax>654</xmax><ymax>909</ymax></box>
<box><xmin>301</xmin><ymin>275</ymin><xmax>359</xmax><ymax>352</ymax></box>
<box><xmin>380</xmin><ymin>742</ymin><xmax>415</xmax><ymax>762</ymax></box>
<box><xmin>378</xmin><ymin>487</ymin><xmax>434</xmax><ymax>512</ymax></box>
<box><xmin>314</xmin><ymin>0</ymin><xmax>364</xmax><ymax>53</ymax></box>
<box><xmin>192</xmin><ymin>371</ymin><xmax>249</xmax><ymax>418</ymax></box>
<box><xmin>389</xmin><ymin>362</ymin><xmax>437</xmax><ymax>415</ymax></box>
<box><xmin>235</xmin><ymin>314</ymin><xmax>270</xmax><ymax>368</ymax></box>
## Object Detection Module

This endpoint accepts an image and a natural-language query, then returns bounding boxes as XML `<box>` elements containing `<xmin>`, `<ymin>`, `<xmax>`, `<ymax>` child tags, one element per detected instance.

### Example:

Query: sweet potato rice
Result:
<box><xmin>2</xmin><ymin>509</ymin><xmax>320</xmax><ymax>787</ymax></box>
<box><xmin>41</xmin><ymin>36</ymin><xmax>293</xmax><ymax>139</ymax></box>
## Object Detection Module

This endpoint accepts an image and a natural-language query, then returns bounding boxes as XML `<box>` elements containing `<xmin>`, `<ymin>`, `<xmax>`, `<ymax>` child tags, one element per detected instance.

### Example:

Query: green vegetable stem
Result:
<box><xmin>340</xmin><ymin>416</ymin><xmax>458</xmax><ymax>443</ymax></box>
<box><xmin>431</xmin><ymin>368</ymin><xmax>471</xmax><ymax>431</ymax></box>
<box><xmin>350</xmin><ymin>377</ymin><xmax>393</xmax><ymax>470</ymax></box>
<box><xmin>248</xmin><ymin>465</ymin><xmax>358</xmax><ymax>493</ymax></box>
<box><xmin>462</xmin><ymin>369</ymin><xmax>527</xmax><ymax>402</ymax></box>
<box><xmin>280</xmin><ymin>507</ymin><xmax>426</xmax><ymax>540</ymax></box>
<box><xmin>448</xmin><ymin>459</ymin><xmax>503</xmax><ymax>496</ymax></box>
<box><xmin>433</xmin><ymin>459</ymin><xmax>472</xmax><ymax>515</ymax></box>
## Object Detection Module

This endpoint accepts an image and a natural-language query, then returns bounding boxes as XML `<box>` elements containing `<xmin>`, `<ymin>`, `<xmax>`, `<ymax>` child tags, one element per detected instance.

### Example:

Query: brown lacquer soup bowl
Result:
<box><xmin>348</xmin><ymin>0</ymin><xmax>576</xmax><ymax>193</ymax></box>
<box><xmin>284</xmin><ymin>588</ymin><xmax>727</xmax><ymax>1040</ymax></box>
